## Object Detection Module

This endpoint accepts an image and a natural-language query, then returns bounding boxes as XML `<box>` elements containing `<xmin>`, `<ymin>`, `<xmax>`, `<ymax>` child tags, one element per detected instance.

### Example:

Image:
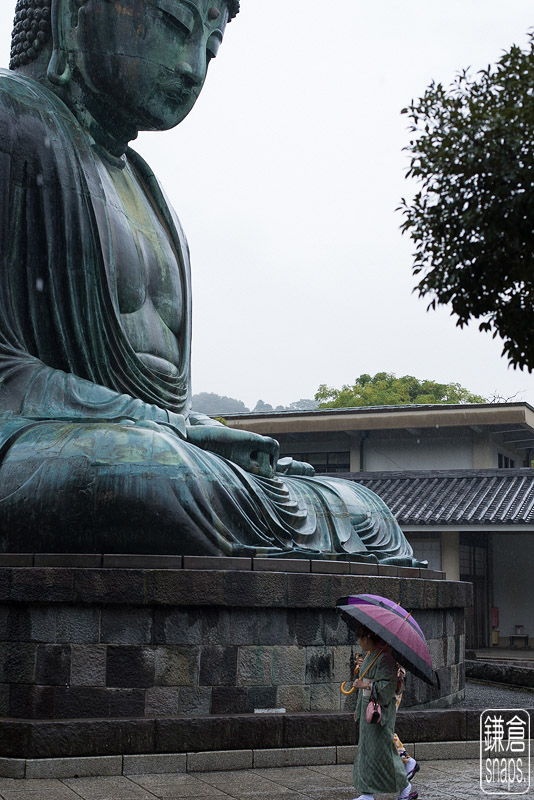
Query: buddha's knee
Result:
<box><xmin>0</xmin><ymin>420</ymin><xmax>206</xmax><ymax>552</ymax></box>
<box><xmin>1</xmin><ymin>419</ymin><xmax>190</xmax><ymax>470</ymax></box>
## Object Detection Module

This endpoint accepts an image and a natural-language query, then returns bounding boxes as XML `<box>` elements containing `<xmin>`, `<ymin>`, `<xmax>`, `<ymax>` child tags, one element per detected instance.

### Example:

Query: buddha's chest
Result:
<box><xmin>96</xmin><ymin>159</ymin><xmax>183</xmax><ymax>335</ymax></box>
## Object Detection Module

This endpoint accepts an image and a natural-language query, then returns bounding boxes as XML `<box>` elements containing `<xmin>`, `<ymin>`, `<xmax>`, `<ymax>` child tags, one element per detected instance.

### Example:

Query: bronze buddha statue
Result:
<box><xmin>0</xmin><ymin>0</ymin><xmax>422</xmax><ymax>564</ymax></box>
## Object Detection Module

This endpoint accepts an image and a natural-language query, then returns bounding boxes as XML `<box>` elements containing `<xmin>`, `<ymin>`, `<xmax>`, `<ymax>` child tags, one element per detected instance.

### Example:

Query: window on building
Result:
<box><xmin>409</xmin><ymin>538</ymin><xmax>441</xmax><ymax>571</ymax></box>
<box><xmin>284</xmin><ymin>452</ymin><xmax>350</xmax><ymax>473</ymax></box>
<box><xmin>498</xmin><ymin>453</ymin><xmax>515</xmax><ymax>469</ymax></box>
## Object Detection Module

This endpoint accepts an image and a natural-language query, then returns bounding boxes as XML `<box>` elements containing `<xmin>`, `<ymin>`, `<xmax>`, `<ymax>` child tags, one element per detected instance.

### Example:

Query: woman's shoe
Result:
<box><xmin>406</xmin><ymin>760</ymin><xmax>420</xmax><ymax>780</ymax></box>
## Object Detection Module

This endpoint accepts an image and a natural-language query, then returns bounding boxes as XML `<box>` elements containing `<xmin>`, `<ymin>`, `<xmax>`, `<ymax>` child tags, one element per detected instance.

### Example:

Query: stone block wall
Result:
<box><xmin>0</xmin><ymin>561</ymin><xmax>471</xmax><ymax>722</ymax></box>
<box><xmin>401</xmin><ymin>607</ymin><xmax>466</xmax><ymax>707</ymax></box>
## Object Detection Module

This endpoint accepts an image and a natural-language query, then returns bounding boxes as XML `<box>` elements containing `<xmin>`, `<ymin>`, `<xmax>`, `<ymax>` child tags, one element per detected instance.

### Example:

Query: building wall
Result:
<box><xmin>471</xmin><ymin>432</ymin><xmax>522</xmax><ymax>468</ymax></box>
<box><xmin>364</xmin><ymin>435</ymin><xmax>473</xmax><ymax>471</ymax></box>
<box><xmin>472</xmin><ymin>435</ymin><xmax>495</xmax><ymax>469</ymax></box>
<box><xmin>245</xmin><ymin>410</ymin><xmax>531</xmax><ymax>473</ymax></box>
<box><xmin>280</xmin><ymin>431</ymin><xmax>476</xmax><ymax>472</ymax></box>
<box><xmin>492</xmin><ymin>533</ymin><xmax>534</xmax><ymax>640</ymax></box>
<box><xmin>279</xmin><ymin>428</ymin><xmax>527</xmax><ymax>473</ymax></box>
<box><xmin>442</xmin><ymin>532</ymin><xmax>460</xmax><ymax>581</ymax></box>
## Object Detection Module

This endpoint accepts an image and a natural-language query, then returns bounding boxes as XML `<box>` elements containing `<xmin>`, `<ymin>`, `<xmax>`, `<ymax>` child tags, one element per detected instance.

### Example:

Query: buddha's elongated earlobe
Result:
<box><xmin>47</xmin><ymin>0</ymin><xmax>72</xmax><ymax>85</ymax></box>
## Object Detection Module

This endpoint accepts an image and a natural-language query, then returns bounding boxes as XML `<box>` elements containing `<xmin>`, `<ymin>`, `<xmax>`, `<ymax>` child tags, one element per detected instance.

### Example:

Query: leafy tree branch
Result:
<box><xmin>400</xmin><ymin>32</ymin><xmax>534</xmax><ymax>371</ymax></box>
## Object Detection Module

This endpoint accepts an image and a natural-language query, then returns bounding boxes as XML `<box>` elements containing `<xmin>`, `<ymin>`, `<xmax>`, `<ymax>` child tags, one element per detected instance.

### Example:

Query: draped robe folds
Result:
<box><xmin>0</xmin><ymin>70</ymin><xmax>421</xmax><ymax>561</ymax></box>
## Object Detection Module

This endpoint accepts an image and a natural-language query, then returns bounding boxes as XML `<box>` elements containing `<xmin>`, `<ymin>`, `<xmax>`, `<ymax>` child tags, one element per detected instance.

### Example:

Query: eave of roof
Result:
<box><xmin>223</xmin><ymin>402</ymin><xmax>534</xmax><ymax>436</ymax></box>
<box><xmin>334</xmin><ymin>468</ymin><xmax>534</xmax><ymax>527</ymax></box>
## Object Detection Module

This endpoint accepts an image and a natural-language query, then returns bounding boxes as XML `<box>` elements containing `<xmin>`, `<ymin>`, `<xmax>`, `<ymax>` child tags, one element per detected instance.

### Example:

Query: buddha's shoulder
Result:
<box><xmin>0</xmin><ymin>69</ymin><xmax>69</xmax><ymax>125</ymax></box>
<box><xmin>0</xmin><ymin>70</ymin><xmax>77</xmax><ymax>158</ymax></box>
<box><xmin>0</xmin><ymin>69</ymin><xmax>47</xmax><ymax>104</ymax></box>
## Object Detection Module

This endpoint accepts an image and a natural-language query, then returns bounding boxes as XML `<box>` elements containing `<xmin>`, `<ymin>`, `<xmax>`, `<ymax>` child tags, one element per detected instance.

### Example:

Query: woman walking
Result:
<box><xmin>353</xmin><ymin>655</ymin><xmax>419</xmax><ymax>783</ymax></box>
<box><xmin>351</xmin><ymin>624</ymin><xmax>414</xmax><ymax>800</ymax></box>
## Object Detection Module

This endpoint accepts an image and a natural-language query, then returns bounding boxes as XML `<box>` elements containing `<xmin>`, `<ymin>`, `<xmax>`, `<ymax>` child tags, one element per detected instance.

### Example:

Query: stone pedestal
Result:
<box><xmin>0</xmin><ymin>556</ymin><xmax>471</xmax><ymax>761</ymax></box>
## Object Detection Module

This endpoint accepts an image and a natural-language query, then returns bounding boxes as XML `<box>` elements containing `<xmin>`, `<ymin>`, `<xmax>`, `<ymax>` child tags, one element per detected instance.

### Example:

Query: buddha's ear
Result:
<box><xmin>47</xmin><ymin>0</ymin><xmax>85</xmax><ymax>85</ymax></box>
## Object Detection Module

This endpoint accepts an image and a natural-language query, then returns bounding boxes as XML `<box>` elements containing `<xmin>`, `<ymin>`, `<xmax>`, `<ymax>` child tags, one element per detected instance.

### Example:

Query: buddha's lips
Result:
<box><xmin>159</xmin><ymin>80</ymin><xmax>194</xmax><ymax>104</ymax></box>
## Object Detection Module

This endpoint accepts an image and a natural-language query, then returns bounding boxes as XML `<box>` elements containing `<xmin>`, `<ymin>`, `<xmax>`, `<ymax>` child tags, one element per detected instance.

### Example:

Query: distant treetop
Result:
<box><xmin>314</xmin><ymin>372</ymin><xmax>487</xmax><ymax>409</ymax></box>
<box><xmin>254</xmin><ymin>398</ymin><xmax>318</xmax><ymax>413</ymax></box>
<box><xmin>192</xmin><ymin>392</ymin><xmax>249</xmax><ymax>414</ymax></box>
<box><xmin>192</xmin><ymin>393</ymin><xmax>318</xmax><ymax>415</ymax></box>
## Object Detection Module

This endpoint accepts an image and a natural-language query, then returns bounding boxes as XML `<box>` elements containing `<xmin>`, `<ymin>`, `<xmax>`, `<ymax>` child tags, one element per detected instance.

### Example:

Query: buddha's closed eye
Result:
<box><xmin>147</xmin><ymin>0</ymin><xmax>194</xmax><ymax>35</ymax></box>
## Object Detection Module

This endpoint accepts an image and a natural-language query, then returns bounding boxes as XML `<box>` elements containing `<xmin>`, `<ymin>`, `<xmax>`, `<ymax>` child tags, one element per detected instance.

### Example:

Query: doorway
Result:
<box><xmin>459</xmin><ymin>532</ymin><xmax>489</xmax><ymax>649</ymax></box>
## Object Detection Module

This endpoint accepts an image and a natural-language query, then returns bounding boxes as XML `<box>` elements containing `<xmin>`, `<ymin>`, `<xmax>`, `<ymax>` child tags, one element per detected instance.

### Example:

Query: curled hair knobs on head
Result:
<box><xmin>9</xmin><ymin>0</ymin><xmax>51</xmax><ymax>70</ymax></box>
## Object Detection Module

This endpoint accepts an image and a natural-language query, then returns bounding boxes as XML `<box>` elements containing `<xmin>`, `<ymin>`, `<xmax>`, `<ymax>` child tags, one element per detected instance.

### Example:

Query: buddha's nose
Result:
<box><xmin>176</xmin><ymin>57</ymin><xmax>204</xmax><ymax>89</ymax></box>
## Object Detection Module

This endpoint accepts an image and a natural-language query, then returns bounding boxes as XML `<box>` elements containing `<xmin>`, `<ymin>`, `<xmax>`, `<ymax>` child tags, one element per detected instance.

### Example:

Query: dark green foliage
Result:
<box><xmin>315</xmin><ymin>372</ymin><xmax>486</xmax><ymax>408</ymax></box>
<box><xmin>400</xmin><ymin>33</ymin><xmax>534</xmax><ymax>371</ymax></box>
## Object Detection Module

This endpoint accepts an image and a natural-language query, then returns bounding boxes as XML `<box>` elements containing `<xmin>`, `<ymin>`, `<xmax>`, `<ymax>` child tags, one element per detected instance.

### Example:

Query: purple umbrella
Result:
<box><xmin>336</xmin><ymin>593</ymin><xmax>435</xmax><ymax>685</ymax></box>
<box><xmin>339</xmin><ymin>593</ymin><xmax>425</xmax><ymax>638</ymax></box>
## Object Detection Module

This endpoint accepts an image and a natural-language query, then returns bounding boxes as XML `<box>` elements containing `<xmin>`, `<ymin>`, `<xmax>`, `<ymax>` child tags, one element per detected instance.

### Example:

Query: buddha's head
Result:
<box><xmin>10</xmin><ymin>0</ymin><xmax>239</xmax><ymax>139</ymax></box>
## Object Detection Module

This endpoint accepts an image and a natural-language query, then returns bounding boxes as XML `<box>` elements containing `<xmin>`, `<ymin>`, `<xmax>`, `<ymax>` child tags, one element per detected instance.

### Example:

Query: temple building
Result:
<box><xmin>224</xmin><ymin>402</ymin><xmax>534</xmax><ymax>650</ymax></box>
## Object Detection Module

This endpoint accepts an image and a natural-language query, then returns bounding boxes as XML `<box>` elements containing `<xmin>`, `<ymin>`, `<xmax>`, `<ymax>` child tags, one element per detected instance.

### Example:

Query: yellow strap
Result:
<box><xmin>340</xmin><ymin>645</ymin><xmax>385</xmax><ymax>696</ymax></box>
<box><xmin>359</xmin><ymin>645</ymin><xmax>387</xmax><ymax>680</ymax></box>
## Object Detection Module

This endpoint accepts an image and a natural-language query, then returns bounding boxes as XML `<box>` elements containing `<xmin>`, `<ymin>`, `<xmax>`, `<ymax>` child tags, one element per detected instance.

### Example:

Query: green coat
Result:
<box><xmin>353</xmin><ymin>648</ymin><xmax>408</xmax><ymax>796</ymax></box>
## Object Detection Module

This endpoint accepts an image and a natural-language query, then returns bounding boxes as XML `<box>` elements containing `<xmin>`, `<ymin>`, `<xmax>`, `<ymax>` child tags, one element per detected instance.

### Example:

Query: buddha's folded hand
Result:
<box><xmin>186</xmin><ymin>424</ymin><xmax>280</xmax><ymax>477</ymax></box>
<box><xmin>276</xmin><ymin>457</ymin><xmax>315</xmax><ymax>477</ymax></box>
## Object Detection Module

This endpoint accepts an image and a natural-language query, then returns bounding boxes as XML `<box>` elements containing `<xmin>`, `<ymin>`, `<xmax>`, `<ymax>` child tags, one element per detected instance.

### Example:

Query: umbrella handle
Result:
<box><xmin>340</xmin><ymin>661</ymin><xmax>360</xmax><ymax>695</ymax></box>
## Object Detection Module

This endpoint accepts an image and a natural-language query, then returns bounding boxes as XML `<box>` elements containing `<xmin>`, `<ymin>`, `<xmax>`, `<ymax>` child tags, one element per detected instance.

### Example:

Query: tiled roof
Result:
<box><xmin>336</xmin><ymin>469</ymin><xmax>534</xmax><ymax>526</ymax></box>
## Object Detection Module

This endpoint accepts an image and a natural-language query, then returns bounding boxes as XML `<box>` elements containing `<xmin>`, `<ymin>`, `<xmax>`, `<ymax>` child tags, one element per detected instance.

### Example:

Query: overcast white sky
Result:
<box><xmin>1</xmin><ymin>2</ymin><xmax>534</xmax><ymax>409</ymax></box>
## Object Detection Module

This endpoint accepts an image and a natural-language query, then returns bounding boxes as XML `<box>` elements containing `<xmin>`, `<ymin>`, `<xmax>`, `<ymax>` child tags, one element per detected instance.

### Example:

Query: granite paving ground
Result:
<box><xmin>0</xmin><ymin>760</ymin><xmax>533</xmax><ymax>800</ymax></box>
<box><xmin>461</xmin><ymin>678</ymin><xmax>534</xmax><ymax>707</ymax></box>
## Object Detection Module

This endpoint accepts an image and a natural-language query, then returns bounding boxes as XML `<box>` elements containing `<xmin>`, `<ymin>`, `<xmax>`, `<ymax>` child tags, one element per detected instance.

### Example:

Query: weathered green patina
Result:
<box><xmin>0</xmin><ymin>0</ymin><xmax>422</xmax><ymax>563</ymax></box>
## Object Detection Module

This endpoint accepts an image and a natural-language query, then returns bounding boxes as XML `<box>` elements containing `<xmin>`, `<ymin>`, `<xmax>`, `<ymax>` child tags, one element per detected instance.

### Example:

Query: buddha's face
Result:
<box><xmin>72</xmin><ymin>0</ymin><xmax>229</xmax><ymax>133</ymax></box>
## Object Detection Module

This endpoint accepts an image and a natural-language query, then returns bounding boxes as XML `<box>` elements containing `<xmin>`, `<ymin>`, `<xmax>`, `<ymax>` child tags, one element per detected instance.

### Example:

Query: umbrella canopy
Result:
<box><xmin>338</xmin><ymin>593</ymin><xmax>425</xmax><ymax>637</ymax></box>
<box><xmin>336</xmin><ymin>593</ymin><xmax>436</xmax><ymax>685</ymax></box>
